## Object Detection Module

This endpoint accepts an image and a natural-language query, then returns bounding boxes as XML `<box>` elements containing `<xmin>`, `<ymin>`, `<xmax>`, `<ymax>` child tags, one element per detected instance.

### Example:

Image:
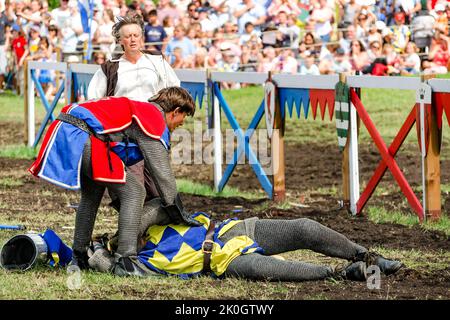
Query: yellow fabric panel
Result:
<box><xmin>217</xmin><ymin>220</ymin><xmax>242</xmax><ymax>238</ymax></box>
<box><xmin>210</xmin><ymin>235</ymin><xmax>259</xmax><ymax>276</ymax></box>
<box><xmin>145</xmin><ymin>224</ymin><xmax>167</xmax><ymax>245</ymax></box>
<box><xmin>148</xmin><ymin>242</ymin><xmax>203</xmax><ymax>275</ymax></box>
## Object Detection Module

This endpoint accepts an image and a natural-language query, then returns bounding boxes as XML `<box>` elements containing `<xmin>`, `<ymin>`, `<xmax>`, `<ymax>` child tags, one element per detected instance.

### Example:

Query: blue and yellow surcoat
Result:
<box><xmin>137</xmin><ymin>213</ymin><xmax>263</xmax><ymax>279</ymax></box>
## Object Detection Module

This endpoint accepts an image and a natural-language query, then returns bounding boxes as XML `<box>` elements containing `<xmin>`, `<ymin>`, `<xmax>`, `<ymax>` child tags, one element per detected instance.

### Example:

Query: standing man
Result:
<box><xmin>88</xmin><ymin>13</ymin><xmax>180</xmax><ymax>212</ymax></box>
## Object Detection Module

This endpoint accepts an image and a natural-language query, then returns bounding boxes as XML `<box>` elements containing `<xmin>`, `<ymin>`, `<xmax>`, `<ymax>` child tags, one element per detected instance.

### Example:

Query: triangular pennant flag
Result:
<box><xmin>180</xmin><ymin>82</ymin><xmax>205</xmax><ymax>109</ymax></box>
<box><xmin>434</xmin><ymin>92</ymin><xmax>450</xmax><ymax>128</ymax></box>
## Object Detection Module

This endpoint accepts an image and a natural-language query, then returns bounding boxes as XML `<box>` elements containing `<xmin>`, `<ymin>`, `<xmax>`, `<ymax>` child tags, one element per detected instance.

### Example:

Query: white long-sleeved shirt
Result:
<box><xmin>87</xmin><ymin>53</ymin><xmax>180</xmax><ymax>102</ymax></box>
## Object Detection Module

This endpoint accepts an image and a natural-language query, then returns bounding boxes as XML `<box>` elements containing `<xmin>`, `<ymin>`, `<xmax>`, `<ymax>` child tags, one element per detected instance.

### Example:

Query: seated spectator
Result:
<box><xmin>350</xmin><ymin>39</ymin><xmax>370</xmax><ymax>72</ymax></box>
<box><xmin>158</xmin><ymin>0</ymin><xmax>181</xmax><ymax>25</ymax></box>
<box><xmin>339</xmin><ymin>25</ymin><xmax>357</xmax><ymax>55</ymax></box>
<box><xmin>302</xmin><ymin>31</ymin><xmax>320</xmax><ymax>56</ymax></box>
<box><xmin>276</xmin><ymin>11</ymin><xmax>301</xmax><ymax>48</ymax></box>
<box><xmin>425</xmin><ymin>30</ymin><xmax>450</xmax><ymax>74</ymax></box>
<box><xmin>233</xmin><ymin>0</ymin><xmax>267</xmax><ymax>35</ymax></box>
<box><xmin>332</xmin><ymin>47</ymin><xmax>353</xmax><ymax>74</ymax></box>
<box><xmin>273</xmin><ymin>48</ymin><xmax>298</xmax><ymax>74</ymax></box>
<box><xmin>337</xmin><ymin>0</ymin><xmax>361</xmax><ymax>28</ymax></box>
<box><xmin>298</xmin><ymin>50</ymin><xmax>320</xmax><ymax>75</ymax></box>
<box><xmin>382</xmin><ymin>42</ymin><xmax>402</xmax><ymax>75</ymax></box>
<box><xmin>433</xmin><ymin>3</ymin><xmax>448</xmax><ymax>35</ymax></box>
<box><xmin>367</xmin><ymin>23</ymin><xmax>383</xmax><ymax>45</ymax></box>
<box><xmin>239</xmin><ymin>39</ymin><xmax>262</xmax><ymax>72</ymax></box>
<box><xmin>367</xmin><ymin>40</ymin><xmax>383</xmax><ymax>62</ymax></box>
<box><xmin>267</xmin><ymin>0</ymin><xmax>301</xmax><ymax>18</ymax></box>
<box><xmin>217</xmin><ymin>48</ymin><xmax>240</xmax><ymax>89</ymax></box>
<box><xmin>93</xmin><ymin>51</ymin><xmax>107</xmax><ymax>65</ymax></box>
<box><xmin>171</xmin><ymin>47</ymin><xmax>186</xmax><ymax>69</ymax></box>
<box><xmin>391</xmin><ymin>11</ymin><xmax>411</xmax><ymax>53</ymax></box>
<box><xmin>363</xmin><ymin>41</ymin><xmax>389</xmax><ymax>75</ymax></box>
<box><xmin>165</xmin><ymin>25</ymin><xmax>197</xmax><ymax>64</ymax></box>
<box><xmin>400</xmin><ymin>41</ymin><xmax>421</xmax><ymax>74</ymax></box>
<box><xmin>257</xmin><ymin>46</ymin><xmax>276</xmax><ymax>72</ymax></box>
<box><xmin>318</xmin><ymin>43</ymin><xmax>339</xmax><ymax>74</ymax></box>
<box><xmin>239</xmin><ymin>22</ymin><xmax>260</xmax><ymax>46</ymax></box>
<box><xmin>95</xmin><ymin>9</ymin><xmax>115</xmax><ymax>59</ymax></box>
<box><xmin>162</xmin><ymin>15</ymin><xmax>174</xmax><ymax>38</ymax></box>
<box><xmin>197</xmin><ymin>6</ymin><xmax>217</xmax><ymax>33</ymax></box>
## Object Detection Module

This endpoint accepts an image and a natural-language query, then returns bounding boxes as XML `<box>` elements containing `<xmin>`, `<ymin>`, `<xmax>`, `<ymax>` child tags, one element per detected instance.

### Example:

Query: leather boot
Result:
<box><xmin>333</xmin><ymin>261</ymin><xmax>367</xmax><ymax>281</ymax></box>
<box><xmin>355</xmin><ymin>251</ymin><xmax>403</xmax><ymax>276</ymax></box>
<box><xmin>113</xmin><ymin>254</ymin><xmax>148</xmax><ymax>277</ymax></box>
<box><xmin>68</xmin><ymin>250</ymin><xmax>90</xmax><ymax>270</ymax></box>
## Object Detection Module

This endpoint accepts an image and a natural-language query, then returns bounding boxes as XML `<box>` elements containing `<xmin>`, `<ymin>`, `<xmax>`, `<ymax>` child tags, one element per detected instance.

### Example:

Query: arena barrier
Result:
<box><xmin>25</xmin><ymin>63</ymin><xmax>450</xmax><ymax>221</ymax></box>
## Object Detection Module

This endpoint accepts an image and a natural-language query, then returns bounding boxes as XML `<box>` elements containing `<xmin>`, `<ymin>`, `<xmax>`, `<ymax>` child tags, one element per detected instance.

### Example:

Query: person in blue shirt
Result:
<box><xmin>165</xmin><ymin>25</ymin><xmax>197</xmax><ymax>65</ymax></box>
<box><xmin>144</xmin><ymin>9</ymin><xmax>167</xmax><ymax>52</ymax></box>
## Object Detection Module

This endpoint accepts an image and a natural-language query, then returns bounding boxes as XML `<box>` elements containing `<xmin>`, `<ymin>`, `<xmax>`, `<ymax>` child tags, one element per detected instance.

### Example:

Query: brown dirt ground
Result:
<box><xmin>0</xmin><ymin>137</ymin><xmax>449</xmax><ymax>299</ymax></box>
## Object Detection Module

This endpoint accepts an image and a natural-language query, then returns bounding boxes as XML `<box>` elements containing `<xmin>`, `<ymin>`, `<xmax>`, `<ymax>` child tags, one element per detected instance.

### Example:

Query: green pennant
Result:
<box><xmin>335</xmin><ymin>82</ymin><xmax>350</xmax><ymax>151</ymax></box>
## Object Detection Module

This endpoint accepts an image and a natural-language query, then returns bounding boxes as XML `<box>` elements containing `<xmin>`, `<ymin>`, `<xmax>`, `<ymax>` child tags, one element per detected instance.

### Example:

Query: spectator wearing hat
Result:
<box><xmin>217</xmin><ymin>47</ymin><xmax>240</xmax><ymax>89</ymax></box>
<box><xmin>433</xmin><ymin>3</ymin><xmax>448</xmax><ymax>35</ymax></box>
<box><xmin>391</xmin><ymin>11</ymin><xmax>411</xmax><ymax>53</ymax></box>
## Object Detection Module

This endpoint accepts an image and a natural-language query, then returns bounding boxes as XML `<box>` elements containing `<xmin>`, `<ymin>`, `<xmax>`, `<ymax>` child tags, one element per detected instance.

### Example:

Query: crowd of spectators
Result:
<box><xmin>1</xmin><ymin>0</ymin><xmax>450</xmax><ymax>94</ymax></box>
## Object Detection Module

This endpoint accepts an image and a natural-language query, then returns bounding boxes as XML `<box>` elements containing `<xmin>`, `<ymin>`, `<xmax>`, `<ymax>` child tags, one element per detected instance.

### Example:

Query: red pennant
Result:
<box><xmin>434</xmin><ymin>92</ymin><xmax>450</xmax><ymax>128</ymax></box>
<box><xmin>309</xmin><ymin>89</ymin><xmax>335</xmax><ymax>121</ymax></box>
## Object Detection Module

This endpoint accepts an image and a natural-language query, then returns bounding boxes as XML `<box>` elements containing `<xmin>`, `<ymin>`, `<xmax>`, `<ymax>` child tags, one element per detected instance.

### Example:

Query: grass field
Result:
<box><xmin>0</xmin><ymin>75</ymin><xmax>449</xmax><ymax>301</ymax></box>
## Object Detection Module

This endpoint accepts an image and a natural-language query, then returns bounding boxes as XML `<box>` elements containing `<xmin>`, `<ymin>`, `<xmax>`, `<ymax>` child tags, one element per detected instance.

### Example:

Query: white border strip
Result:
<box><xmin>428</xmin><ymin>79</ymin><xmax>450</xmax><ymax>93</ymax></box>
<box><xmin>28</xmin><ymin>61</ymin><xmax>67</xmax><ymax>72</ymax></box>
<box><xmin>211</xmin><ymin>71</ymin><xmax>268</xmax><ymax>84</ymax></box>
<box><xmin>273</xmin><ymin>74</ymin><xmax>339</xmax><ymax>89</ymax></box>
<box><xmin>175</xmin><ymin>69</ymin><xmax>207</xmax><ymax>83</ymax></box>
<box><xmin>347</xmin><ymin>75</ymin><xmax>421</xmax><ymax>90</ymax></box>
<box><xmin>70</xmin><ymin>63</ymin><xmax>100</xmax><ymax>74</ymax></box>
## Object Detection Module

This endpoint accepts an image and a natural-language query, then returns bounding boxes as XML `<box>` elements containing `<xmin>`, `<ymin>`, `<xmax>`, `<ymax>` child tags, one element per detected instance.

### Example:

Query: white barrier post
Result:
<box><xmin>349</xmin><ymin>91</ymin><xmax>360</xmax><ymax>215</ymax></box>
<box><xmin>27</xmin><ymin>62</ymin><xmax>35</xmax><ymax>147</ymax></box>
<box><xmin>212</xmin><ymin>81</ymin><xmax>223</xmax><ymax>192</ymax></box>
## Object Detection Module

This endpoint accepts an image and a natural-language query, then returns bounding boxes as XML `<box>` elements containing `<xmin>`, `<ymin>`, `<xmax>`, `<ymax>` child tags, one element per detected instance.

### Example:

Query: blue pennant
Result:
<box><xmin>279</xmin><ymin>88</ymin><xmax>310</xmax><ymax>119</ymax></box>
<box><xmin>181</xmin><ymin>82</ymin><xmax>205</xmax><ymax>109</ymax></box>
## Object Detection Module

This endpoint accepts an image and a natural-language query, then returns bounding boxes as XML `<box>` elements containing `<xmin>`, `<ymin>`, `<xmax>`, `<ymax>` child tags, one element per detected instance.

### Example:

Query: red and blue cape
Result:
<box><xmin>29</xmin><ymin>97</ymin><xmax>170</xmax><ymax>190</ymax></box>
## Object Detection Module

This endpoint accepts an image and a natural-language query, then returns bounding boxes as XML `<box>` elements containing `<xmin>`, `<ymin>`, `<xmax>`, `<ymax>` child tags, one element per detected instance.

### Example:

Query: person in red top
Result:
<box><xmin>10</xmin><ymin>24</ymin><xmax>27</xmax><ymax>95</ymax></box>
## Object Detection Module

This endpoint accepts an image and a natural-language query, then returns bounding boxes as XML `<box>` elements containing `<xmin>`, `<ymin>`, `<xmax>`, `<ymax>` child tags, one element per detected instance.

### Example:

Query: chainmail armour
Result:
<box><xmin>73</xmin><ymin>123</ymin><xmax>177</xmax><ymax>258</ymax></box>
<box><xmin>224</xmin><ymin>218</ymin><xmax>367</xmax><ymax>281</ymax></box>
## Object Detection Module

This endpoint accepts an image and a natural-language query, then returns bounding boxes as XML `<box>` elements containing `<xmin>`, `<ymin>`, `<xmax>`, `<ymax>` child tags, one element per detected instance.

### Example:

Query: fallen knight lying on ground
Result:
<box><xmin>86</xmin><ymin>198</ymin><xmax>403</xmax><ymax>281</ymax></box>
